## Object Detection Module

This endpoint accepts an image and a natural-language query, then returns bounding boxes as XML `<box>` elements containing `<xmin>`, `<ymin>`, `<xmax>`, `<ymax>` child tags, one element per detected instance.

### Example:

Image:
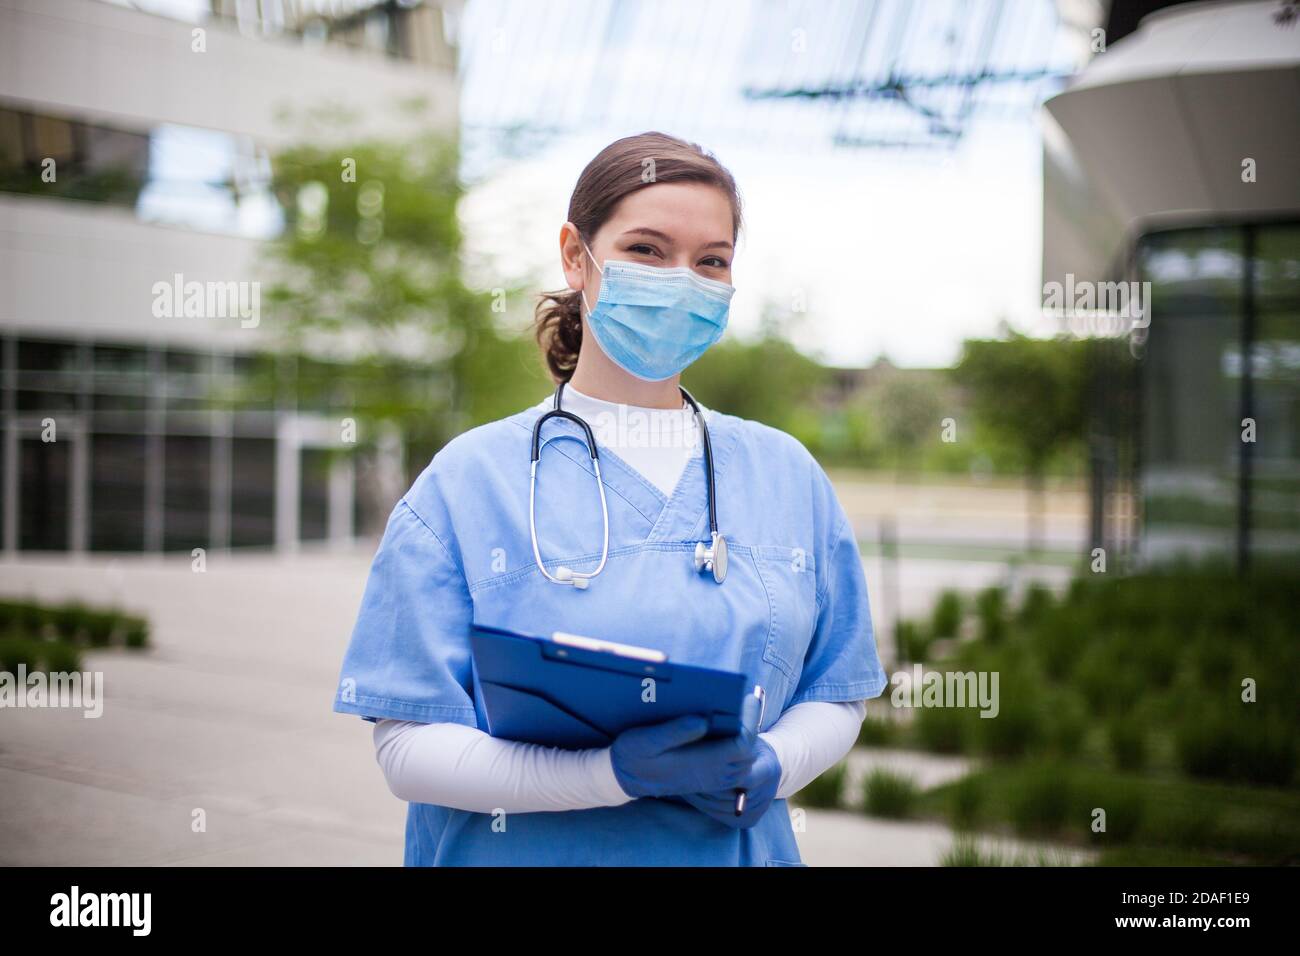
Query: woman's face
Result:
<box><xmin>564</xmin><ymin>181</ymin><xmax>735</xmax><ymax>305</ymax></box>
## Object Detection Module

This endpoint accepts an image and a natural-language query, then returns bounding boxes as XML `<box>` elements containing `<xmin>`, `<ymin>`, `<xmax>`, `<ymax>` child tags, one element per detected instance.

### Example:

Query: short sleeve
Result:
<box><xmin>788</xmin><ymin>495</ymin><xmax>888</xmax><ymax>707</ymax></box>
<box><xmin>332</xmin><ymin>499</ymin><xmax>479</xmax><ymax>727</ymax></box>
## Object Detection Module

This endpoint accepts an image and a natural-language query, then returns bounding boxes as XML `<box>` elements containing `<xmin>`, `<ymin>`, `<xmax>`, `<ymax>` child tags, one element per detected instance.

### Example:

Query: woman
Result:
<box><xmin>333</xmin><ymin>131</ymin><xmax>886</xmax><ymax>866</ymax></box>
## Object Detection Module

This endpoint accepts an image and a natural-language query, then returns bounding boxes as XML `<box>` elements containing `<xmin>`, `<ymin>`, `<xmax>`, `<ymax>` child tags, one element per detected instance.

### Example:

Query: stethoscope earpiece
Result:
<box><xmin>530</xmin><ymin>382</ymin><xmax>724</xmax><ymax>588</ymax></box>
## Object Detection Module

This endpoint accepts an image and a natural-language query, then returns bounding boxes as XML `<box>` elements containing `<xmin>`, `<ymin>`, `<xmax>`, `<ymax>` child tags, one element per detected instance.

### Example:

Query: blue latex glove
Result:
<box><xmin>681</xmin><ymin>735</ymin><xmax>782</xmax><ymax>829</ymax></box>
<box><xmin>610</xmin><ymin>714</ymin><xmax>755</xmax><ymax>799</ymax></box>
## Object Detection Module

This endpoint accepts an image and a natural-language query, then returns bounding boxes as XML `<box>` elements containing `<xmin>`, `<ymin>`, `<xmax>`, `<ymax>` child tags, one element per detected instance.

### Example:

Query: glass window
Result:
<box><xmin>299</xmin><ymin>448</ymin><xmax>331</xmax><ymax>541</ymax></box>
<box><xmin>1249</xmin><ymin>224</ymin><xmax>1300</xmax><ymax>554</ymax></box>
<box><xmin>164</xmin><ymin>435</ymin><xmax>211</xmax><ymax>552</ymax></box>
<box><xmin>19</xmin><ymin>437</ymin><xmax>69</xmax><ymax>551</ymax></box>
<box><xmin>1138</xmin><ymin>227</ymin><xmax>1242</xmax><ymax>561</ymax></box>
<box><xmin>90</xmin><ymin>433</ymin><xmax>147</xmax><ymax>551</ymax></box>
<box><xmin>230</xmin><ymin>437</ymin><xmax>276</xmax><ymax>548</ymax></box>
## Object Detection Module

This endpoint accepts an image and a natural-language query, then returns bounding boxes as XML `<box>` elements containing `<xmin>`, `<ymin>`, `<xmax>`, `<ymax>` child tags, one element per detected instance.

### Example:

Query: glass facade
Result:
<box><xmin>0</xmin><ymin>104</ymin><xmax>281</xmax><ymax>239</ymax></box>
<box><xmin>0</xmin><ymin>335</ymin><xmax>375</xmax><ymax>554</ymax></box>
<box><xmin>1136</xmin><ymin>221</ymin><xmax>1300</xmax><ymax>565</ymax></box>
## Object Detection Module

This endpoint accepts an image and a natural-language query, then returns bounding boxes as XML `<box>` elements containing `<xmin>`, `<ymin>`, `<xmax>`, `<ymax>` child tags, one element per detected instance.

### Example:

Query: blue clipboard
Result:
<box><xmin>469</xmin><ymin>624</ymin><xmax>749</xmax><ymax>749</ymax></box>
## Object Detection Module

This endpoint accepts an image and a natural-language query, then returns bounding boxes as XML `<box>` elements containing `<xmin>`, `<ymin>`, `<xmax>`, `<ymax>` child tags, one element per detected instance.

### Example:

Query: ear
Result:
<box><xmin>560</xmin><ymin>222</ymin><xmax>589</xmax><ymax>292</ymax></box>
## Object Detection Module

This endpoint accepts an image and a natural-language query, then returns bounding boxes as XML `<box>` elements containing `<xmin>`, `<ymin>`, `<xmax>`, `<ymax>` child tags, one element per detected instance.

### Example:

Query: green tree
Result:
<box><xmin>952</xmin><ymin>333</ymin><xmax>1088</xmax><ymax>552</ymax></box>
<box><xmin>262</xmin><ymin>131</ymin><xmax>545</xmax><ymax>477</ymax></box>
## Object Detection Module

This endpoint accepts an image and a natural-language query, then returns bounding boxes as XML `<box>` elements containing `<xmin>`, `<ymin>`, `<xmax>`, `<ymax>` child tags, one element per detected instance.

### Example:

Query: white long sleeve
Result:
<box><xmin>759</xmin><ymin>698</ymin><xmax>866</xmax><ymax>800</ymax></box>
<box><xmin>372</xmin><ymin>699</ymin><xmax>866</xmax><ymax>813</ymax></box>
<box><xmin>372</xmin><ymin>718</ymin><xmax>634</xmax><ymax>813</ymax></box>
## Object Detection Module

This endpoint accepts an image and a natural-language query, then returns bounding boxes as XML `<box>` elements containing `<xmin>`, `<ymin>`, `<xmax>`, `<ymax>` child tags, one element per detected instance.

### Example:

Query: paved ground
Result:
<box><xmin>0</xmin><ymin>475</ymin><xmax>1087</xmax><ymax>866</ymax></box>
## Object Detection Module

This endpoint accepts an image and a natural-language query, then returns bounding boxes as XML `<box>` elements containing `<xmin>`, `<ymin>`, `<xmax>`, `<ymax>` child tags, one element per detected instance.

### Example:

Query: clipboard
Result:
<box><xmin>469</xmin><ymin>624</ymin><xmax>749</xmax><ymax>749</ymax></box>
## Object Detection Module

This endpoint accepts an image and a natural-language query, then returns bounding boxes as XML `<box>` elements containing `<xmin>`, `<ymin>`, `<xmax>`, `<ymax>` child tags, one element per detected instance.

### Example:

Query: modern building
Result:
<box><xmin>0</xmin><ymin>0</ymin><xmax>462</xmax><ymax>554</ymax></box>
<box><xmin>1042</xmin><ymin>0</ymin><xmax>1300</xmax><ymax>568</ymax></box>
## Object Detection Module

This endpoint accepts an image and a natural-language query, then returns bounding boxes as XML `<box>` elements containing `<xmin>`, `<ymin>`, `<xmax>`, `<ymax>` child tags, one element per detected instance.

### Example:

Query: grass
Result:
<box><xmin>919</xmin><ymin>761</ymin><xmax>1300</xmax><ymax>865</ymax></box>
<box><xmin>0</xmin><ymin>598</ymin><xmax>150</xmax><ymax>673</ymax></box>
<box><xmin>862</xmin><ymin>769</ymin><xmax>920</xmax><ymax>818</ymax></box>
<box><xmin>792</xmin><ymin>761</ymin><xmax>846</xmax><ymax>809</ymax></box>
<box><xmin>940</xmin><ymin>834</ymin><xmax>1080</xmax><ymax>867</ymax></box>
<box><xmin>853</xmin><ymin>561</ymin><xmax>1300</xmax><ymax>865</ymax></box>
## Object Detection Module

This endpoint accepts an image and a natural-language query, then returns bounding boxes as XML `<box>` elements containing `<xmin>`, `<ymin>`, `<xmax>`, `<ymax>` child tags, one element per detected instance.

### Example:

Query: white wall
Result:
<box><xmin>0</xmin><ymin>193</ymin><xmax>269</xmax><ymax>349</ymax></box>
<box><xmin>0</xmin><ymin>0</ymin><xmax>458</xmax><ymax>149</ymax></box>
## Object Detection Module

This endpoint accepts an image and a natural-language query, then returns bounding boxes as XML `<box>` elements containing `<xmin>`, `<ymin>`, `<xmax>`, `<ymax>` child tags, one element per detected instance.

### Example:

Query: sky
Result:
<box><xmin>460</xmin><ymin>117</ymin><xmax>1053</xmax><ymax>369</ymax></box>
<box><xmin>454</xmin><ymin>0</ymin><xmax>1083</xmax><ymax>369</ymax></box>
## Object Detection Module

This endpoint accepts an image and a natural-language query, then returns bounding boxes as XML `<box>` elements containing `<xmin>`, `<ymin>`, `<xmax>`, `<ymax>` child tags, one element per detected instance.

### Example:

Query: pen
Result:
<box><xmin>734</xmin><ymin>684</ymin><xmax>766</xmax><ymax>816</ymax></box>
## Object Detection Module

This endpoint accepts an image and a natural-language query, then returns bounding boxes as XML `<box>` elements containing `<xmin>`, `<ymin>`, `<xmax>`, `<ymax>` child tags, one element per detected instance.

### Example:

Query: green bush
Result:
<box><xmin>122</xmin><ymin>616</ymin><xmax>149</xmax><ymax>648</ymax></box>
<box><xmin>1018</xmin><ymin>583</ymin><xmax>1054</xmax><ymax>625</ymax></box>
<box><xmin>793</xmin><ymin>761</ymin><xmax>846</xmax><ymax>809</ymax></box>
<box><xmin>0</xmin><ymin>598</ymin><xmax>149</xmax><ymax>663</ymax></box>
<box><xmin>0</xmin><ymin>600</ymin><xmax>50</xmax><ymax>636</ymax></box>
<box><xmin>0</xmin><ymin>635</ymin><xmax>42</xmax><ymax>671</ymax></box>
<box><xmin>949</xmin><ymin>774</ymin><xmax>984</xmax><ymax>831</ymax></box>
<box><xmin>856</xmin><ymin>713</ymin><xmax>896</xmax><ymax>747</ymax></box>
<box><xmin>930</xmin><ymin>590</ymin><xmax>964</xmax><ymax>639</ymax></box>
<box><xmin>914</xmin><ymin>702</ymin><xmax>971</xmax><ymax>754</ymax></box>
<box><xmin>973</xmin><ymin>690</ymin><xmax>1042</xmax><ymax>758</ymax></box>
<box><xmin>1107</xmin><ymin>718</ymin><xmax>1147</xmax><ymax>771</ymax></box>
<box><xmin>0</xmin><ymin>636</ymin><xmax>83</xmax><ymax>673</ymax></box>
<box><xmin>1176</xmin><ymin>706</ymin><xmax>1296</xmax><ymax>787</ymax></box>
<box><xmin>895</xmin><ymin>619</ymin><xmax>932</xmax><ymax>663</ymax></box>
<box><xmin>1042</xmin><ymin>690</ymin><xmax>1088</xmax><ymax>758</ymax></box>
<box><xmin>1009</xmin><ymin>762</ymin><xmax>1072</xmax><ymax>835</ymax></box>
<box><xmin>1090</xmin><ymin>778</ymin><xmax>1147</xmax><ymax>844</ymax></box>
<box><xmin>862</xmin><ymin>768</ymin><xmax>920</xmax><ymax>818</ymax></box>
<box><xmin>974</xmin><ymin>586</ymin><xmax>1007</xmax><ymax>643</ymax></box>
<box><xmin>42</xmin><ymin>640</ymin><xmax>83</xmax><ymax>674</ymax></box>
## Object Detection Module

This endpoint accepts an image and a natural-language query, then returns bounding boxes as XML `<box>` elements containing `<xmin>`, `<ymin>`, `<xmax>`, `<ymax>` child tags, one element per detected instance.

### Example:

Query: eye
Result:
<box><xmin>699</xmin><ymin>256</ymin><xmax>730</xmax><ymax>269</ymax></box>
<box><xmin>627</xmin><ymin>243</ymin><xmax>662</xmax><ymax>258</ymax></box>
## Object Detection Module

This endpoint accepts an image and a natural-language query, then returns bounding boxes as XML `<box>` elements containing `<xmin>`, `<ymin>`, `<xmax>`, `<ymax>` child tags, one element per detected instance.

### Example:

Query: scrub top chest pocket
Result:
<box><xmin>750</xmin><ymin>544</ymin><xmax>819</xmax><ymax>710</ymax></box>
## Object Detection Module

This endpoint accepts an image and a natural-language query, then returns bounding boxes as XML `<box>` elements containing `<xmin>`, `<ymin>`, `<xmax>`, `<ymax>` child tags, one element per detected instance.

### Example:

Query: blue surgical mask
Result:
<box><xmin>580</xmin><ymin>240</ymin><xmax>734</xmax><ymax>381</ymax></box>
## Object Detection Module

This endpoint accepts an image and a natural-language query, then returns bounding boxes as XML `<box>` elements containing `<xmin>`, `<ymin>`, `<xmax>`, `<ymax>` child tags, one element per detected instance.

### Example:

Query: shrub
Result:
<box><xmin>0</xmin><ymin>635</ymin><xmax>42</xmax><ymax>671</ymax></box>
<box><xmin>1018</xmin><ymin>583</ymin><xmax>1054</xmax><ymax>625</ymax></box>
<box><xmin>122</xmin><ymin>616</ymin><xmax>149</xmax><ymax>648</ymax></box>
<box><xmin>41</xmin><ymin>640</ymin><xmax>83</xmax><ymax>674</ymax></box>
<box><xmin>1009</xmin><ymin>762</ymin><xmax>1072</xmax><ymax>835</ymax></box>
<box><xmin>914</xmin><ymin>701</ymin><xmax>971</xmax><ymax>754</ymax></box>
<box><xmin>1108</xmin><ymin>717</ymin><xmax>1148</xmax><ymax>771</ymax></box>
<box><xmin>974</xmin><ymin>586</ymin><xmax>1006</xmax><ymax>643</ymax></box>
<box><xmin>1042</xmin><ymin>690</ymin><xmax>1088</xmax><ymax>758</ymax></box>
<box><xmin>862</xmin><ymin>768</ymin><xmax>919</xmax><ymax>818</ymax></box>
<box><xmin>794</xmin><ymin>761</ymin><xmax>846</xmax><ymax>809</ymax></box>
<box><xmin>1176</xmin><ymin>707</ymin><xmax>1296</xmax><ymax>787</ymax></box>
<box><xmin>0</xmin><ymin>636</ymin><xmax>82</xmax><ymax>673</ymax></box>
<box><xmin>972</xmin><ymin>672</ymin><xmax>1043</xmax><ymax>758</ymax></box>
<box><xmin>895</xmin><ymin>620</ymin><xmax>931</xmax><ymax>663</ymax></box>
<box><xmin>949</xmin><ymin>774</ymin><xmax>984</xmax><ymax>831</ymax></box>
<box><xmin>856</xmin><ymin>713</ymin><xmax>895</xmax><ymax>747</ymax></box>
<box><xmin>930</xmin><ymin>590</ymin><xmax>964</xmax><ymax>639</ymax></box>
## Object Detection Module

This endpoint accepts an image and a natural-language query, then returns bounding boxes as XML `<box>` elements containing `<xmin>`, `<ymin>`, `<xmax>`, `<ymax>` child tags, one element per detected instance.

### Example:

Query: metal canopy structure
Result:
<box><xmin>457</xmin><ymin>0</ymin><xmax>1098</xmax><ymax>177</ymax></box>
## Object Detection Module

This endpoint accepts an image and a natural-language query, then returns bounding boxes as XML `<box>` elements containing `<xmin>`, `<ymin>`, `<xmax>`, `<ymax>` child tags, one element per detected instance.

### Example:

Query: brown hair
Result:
<box><xmin>534</xmin><ymin>131</ymin><xmax>743</xmax><ymax>382</ymax></box>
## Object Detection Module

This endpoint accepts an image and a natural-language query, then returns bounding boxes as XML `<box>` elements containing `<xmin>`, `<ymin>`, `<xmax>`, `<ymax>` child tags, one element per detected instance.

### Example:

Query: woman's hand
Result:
<box><xmin>681</xmin><ymin>736</ymin><xmax>782</xmax><ymax>829</ymax></box>
<box><xmin>609</xmin><ymin>714</ymin><xmax>754</xmax><ymax>799</ymax></box>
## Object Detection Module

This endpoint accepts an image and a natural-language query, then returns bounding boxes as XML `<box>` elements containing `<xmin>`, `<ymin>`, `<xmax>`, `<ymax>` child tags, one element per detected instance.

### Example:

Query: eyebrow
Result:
<box><xmin>620</xmin><ymin>228</ymin><xmax>733</xmax><ymax>252</ymax></box>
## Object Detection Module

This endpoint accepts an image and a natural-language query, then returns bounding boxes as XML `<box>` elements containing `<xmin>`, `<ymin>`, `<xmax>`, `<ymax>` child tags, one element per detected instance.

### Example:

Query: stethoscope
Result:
<box><xmin>529</xmin><ymin>381</ymin><xmax>728</xmax><ymax>589</ymax></box>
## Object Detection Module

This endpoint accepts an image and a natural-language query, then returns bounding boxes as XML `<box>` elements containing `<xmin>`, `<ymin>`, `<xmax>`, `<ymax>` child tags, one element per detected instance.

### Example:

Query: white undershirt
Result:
<box><xmin>370</xmin><ymin>386</ymin><xmax>867</xmax><ymax>813</ymax></box>
<box><xmin>533</xmin><ymin>383</ymin><xmax>704</xmax><ymax>498</ymax></box>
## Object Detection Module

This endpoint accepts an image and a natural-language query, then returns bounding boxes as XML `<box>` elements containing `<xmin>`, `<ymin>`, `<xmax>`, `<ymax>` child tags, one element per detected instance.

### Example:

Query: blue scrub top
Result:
<box><xmin>333</xmin><ymin>402</ymin><xmax>887</xmax><ymax>866</ymax></box>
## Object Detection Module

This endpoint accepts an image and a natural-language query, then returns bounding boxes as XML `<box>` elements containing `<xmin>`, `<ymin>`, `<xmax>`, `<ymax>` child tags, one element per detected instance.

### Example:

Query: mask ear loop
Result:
<box><xmin>577</xmin><ymin>239</ymin><xmax>602</xmax><ymax>317</ymax></box>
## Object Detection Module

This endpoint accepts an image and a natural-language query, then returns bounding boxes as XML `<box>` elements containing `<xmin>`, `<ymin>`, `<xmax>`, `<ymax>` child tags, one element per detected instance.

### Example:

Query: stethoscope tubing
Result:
<box><xmin>529</xmin><ymin>381</ymin><xmax>719</xmax><ymax>585</ymax></box>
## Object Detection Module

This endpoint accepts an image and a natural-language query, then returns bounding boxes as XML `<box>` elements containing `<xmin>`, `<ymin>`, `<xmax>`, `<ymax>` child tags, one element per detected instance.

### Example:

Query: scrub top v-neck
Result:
<box><xmin>333</xmin><ymin>398</ymin><xmax>887</xmax><ymax>866</ymax></box>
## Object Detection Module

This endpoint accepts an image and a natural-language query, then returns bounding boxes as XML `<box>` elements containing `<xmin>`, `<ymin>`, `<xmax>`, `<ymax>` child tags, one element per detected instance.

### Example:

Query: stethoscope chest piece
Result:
<box><xmin>694</xmin><ymin>531</ymin><xmax>728</xmax><ymax>584</ymax></box>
